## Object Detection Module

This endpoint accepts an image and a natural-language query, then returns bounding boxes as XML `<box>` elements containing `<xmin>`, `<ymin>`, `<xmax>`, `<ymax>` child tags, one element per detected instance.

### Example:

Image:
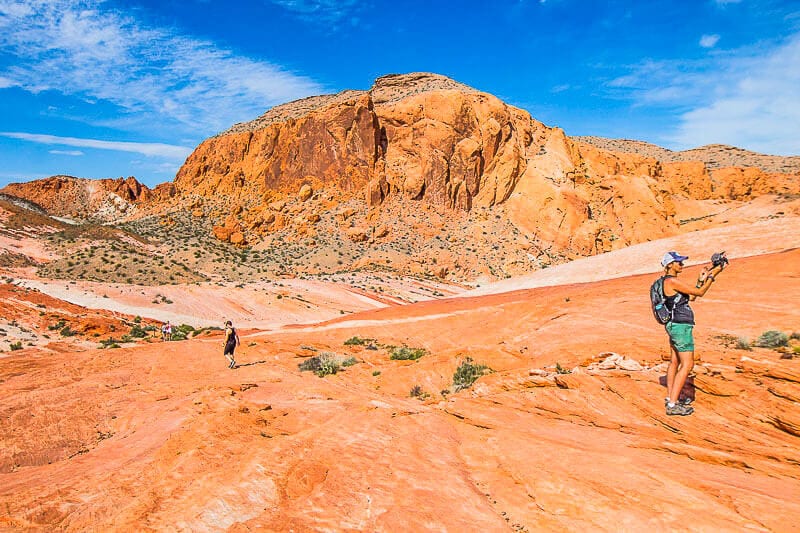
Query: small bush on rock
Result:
<box><xmin>452</xmin><ymin>357</ymin><xmax>491</xmax><ymax>392</ymax></box>
<box><xmin>344</xmin><ymin>336</ymin><xmax>372</xmax><ymax>346</ymax></box>
<box><xmin>298</xmin><ymin>352</ymin><xmax>342</xmax><ymax>377</ymax></box>
<box><xmin>409</xmin><ymin>385</ymin><xmax>430</xmax><ymax>400</ymax></box>
<box><xmin>129</xmin><ymin>324</ymin><xmax>148</xmax><ymax>338</ymax></box>
<box><xmin>390</xmin><ymin>346</ymin><xmax>427</xmax><ymax>361</ymax></box>
<box><xmin>754</xmin><ymin>330</ymin><xmax>789</xmax><ymax>349</ymax></box>
<box><xmin>735</xmin><ymin>337</ymin><xmax>752</xmax><ymax>351</ymax></box>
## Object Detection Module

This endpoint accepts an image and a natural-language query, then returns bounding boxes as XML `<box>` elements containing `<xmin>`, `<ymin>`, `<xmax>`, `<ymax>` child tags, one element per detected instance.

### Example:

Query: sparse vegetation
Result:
<box><xmin>735</xmin><ymin>337</ymin><xmax>752</xmax><ymax>351</ymax></box>
<box><xmin>99</xmin><ymin>338</ymin><xmax>122</xmax><ymax>349</ymax></box>
<box><xmin>60</xmin><ymin>326</ymin><xmax>77</xmax><ymax>337</ymax></box>
<box><xmin>9</xmin><ymin>341</ymin><xmax>23</xmax><ymax>351</ymax></box>
<box><xmin>555</xmin><ymin>362</ymin><xmax>572</xmax><ymax>374</ymax></box>
<box><xmin>344</xmin><ymin>336</ymin><xmax>373</xmax><ymax>346</ymax></box>
<box><xmin>452</xmin><ymin>357</ymin><xmax>491</xmax><ymax>392</ymax></box>
<box><xmin>409</xmin><ymin>385</ymin><xmax>430</xmax><ymax>400</ymax></box>
<box><xmin>389</xmin><ymin>346</ymin><xmax>427</xmax><ymax>361</ymax></box>
<box><xmin>298</xmin><ymin>352</ymin><xmax>343</xmax><ymax>377</ymax></box>
<box><xmin>129</xmin><ymin>324</ymin><xmax>148</xmax><ymax>338</ymax></box>
<box><xmin>754</xmin><ymin>330</ymin><xmax>789</xmax><ymax>349</ymax></box>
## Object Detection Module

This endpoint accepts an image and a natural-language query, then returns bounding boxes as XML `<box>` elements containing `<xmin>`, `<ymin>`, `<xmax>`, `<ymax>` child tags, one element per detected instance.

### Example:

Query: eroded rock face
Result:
<box><xmin>174</xmin><ymin>72</ymin><xmax>800</xmax><ymax>257</ymax></box>
<box><xmin>175</xmin><ymin>73</ymin><xmax>544</xmax><ymax>213</ymax></box>
<box><xmin>0</xmin><ymin>175</ymin><xmax>152</xmax><ymax>222</ymax></box>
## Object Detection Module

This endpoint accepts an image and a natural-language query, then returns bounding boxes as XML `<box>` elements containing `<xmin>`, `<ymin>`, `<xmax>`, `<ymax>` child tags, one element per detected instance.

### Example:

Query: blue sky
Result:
<box><xmin>1</xmin><ymin>0</ymin><xmax>799</xmax><ymax>188</ymax></box>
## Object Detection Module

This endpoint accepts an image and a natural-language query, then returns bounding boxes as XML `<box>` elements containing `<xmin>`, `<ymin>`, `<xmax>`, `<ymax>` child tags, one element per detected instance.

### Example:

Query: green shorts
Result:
<box><xmin>666</xmin><ymin>322</ymin><xmax>695</xmax><ymax>352</ymax></box>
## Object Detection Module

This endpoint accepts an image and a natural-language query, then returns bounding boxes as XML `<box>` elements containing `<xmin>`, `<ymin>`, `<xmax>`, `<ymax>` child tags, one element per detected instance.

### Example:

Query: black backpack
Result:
<box><xmin>650</xmin><ymin>276</ymin><xmax>672</xmax><ymax>324</ymax></box>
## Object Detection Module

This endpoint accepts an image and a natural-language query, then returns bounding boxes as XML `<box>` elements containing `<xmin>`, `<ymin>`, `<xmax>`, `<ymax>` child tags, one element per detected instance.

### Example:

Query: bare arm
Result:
<box><xmin>666</xmin><ymin>264</ymin><xmax>724</xmax><ymax>298</ymax></box>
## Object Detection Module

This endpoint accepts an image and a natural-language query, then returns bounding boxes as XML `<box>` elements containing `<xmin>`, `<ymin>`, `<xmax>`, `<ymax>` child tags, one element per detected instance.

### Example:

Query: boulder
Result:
<box><xmin>299</xmin><ymin>184</ymin><xmax>313</xmax><ymax>202</ymax></box>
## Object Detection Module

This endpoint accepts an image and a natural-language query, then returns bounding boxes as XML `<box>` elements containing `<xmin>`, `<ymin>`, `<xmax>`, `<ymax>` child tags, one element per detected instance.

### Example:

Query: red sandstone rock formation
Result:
<box><xmin>173</xmin><ymin>72</ymin><xmax>800</xmax><ymax>256</ymax></box>
<box><xmin>0</xmin><ymin>175</ymin><xmax>153</xmax><ymax>222</ymax></box>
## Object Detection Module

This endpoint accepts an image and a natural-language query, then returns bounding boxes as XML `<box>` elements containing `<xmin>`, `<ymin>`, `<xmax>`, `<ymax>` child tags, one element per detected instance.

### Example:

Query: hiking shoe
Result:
<box><xmin>665</xmin><ymin>397</ymin><xmax>694</xmax><ymax>407</ymax></box>
<box><xmin>666</xmin><ymin>403</ymin><xmax>694</xmax><ymax>416</ymax></box>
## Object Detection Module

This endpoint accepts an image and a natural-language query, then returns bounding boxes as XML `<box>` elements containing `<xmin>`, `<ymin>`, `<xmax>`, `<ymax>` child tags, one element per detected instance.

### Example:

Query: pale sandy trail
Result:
<box><xmin>15</xmin><ymin>279</ymin><xmax>391</xmax><ymax>328</ymax></box>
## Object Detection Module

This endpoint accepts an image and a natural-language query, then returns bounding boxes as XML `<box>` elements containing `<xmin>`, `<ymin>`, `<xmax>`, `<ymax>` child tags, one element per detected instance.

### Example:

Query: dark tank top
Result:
<box><xmin>225</xmin><ymin>327</ymin><xmax>237</xmax><ymax>347</ymax></box>
<box><xmin>664</xmin><ymin>277</ymin><xmax>695</xmax><ymax>325</ymax></box>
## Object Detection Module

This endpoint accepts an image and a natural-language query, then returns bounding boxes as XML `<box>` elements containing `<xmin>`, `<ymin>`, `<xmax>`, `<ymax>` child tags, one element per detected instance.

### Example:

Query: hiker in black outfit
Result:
<box><xmin>661</xmin><ymin>251</ymin><xmax>726</xmax><ymax>416</ymax></box>
<box><xmin>223</xmin><ymin>320</ymin><xmax>240</xmax><ymax>369</ymax></box>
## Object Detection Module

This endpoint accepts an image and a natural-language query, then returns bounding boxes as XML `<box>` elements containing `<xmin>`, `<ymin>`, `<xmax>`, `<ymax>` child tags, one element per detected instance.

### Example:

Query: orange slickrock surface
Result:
<box><xmin>1</xmin><ymin>250</ymin><xmax>799</xmax><ymax>531</ymax></box>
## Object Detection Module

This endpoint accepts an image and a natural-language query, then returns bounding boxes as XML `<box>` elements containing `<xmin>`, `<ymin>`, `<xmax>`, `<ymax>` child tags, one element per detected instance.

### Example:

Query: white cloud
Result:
<box><xmin>700</xmin><ymin>34</ymin><xmax>720</xmax><ymax>48</ymax></box>
<box><xmin>0</xmin><ymin>0</ymin><xmax>324</xmax><ymax>134</ymax></box>
<box><xmin>0</xmin><ymin>75</ymin><xmax>17</xmax><ymax>88</ymax></box>
<box><xmin>609</xmin><ymin>33</ymin><xmax>800</xmax><ymax>155</ymax></box>
<box><xmin>1</xmin><ymin>132</ymin><xmax>192</xmax><ymax>159</ymax></box>
<box><xmin>49</xmin><ymin>149</ymin><xmax>84</xmax><ymax>156</ymax></box>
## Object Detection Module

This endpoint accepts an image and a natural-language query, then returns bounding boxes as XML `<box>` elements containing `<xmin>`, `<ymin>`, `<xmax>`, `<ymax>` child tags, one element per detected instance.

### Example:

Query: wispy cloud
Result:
<box><xmin>700</xmin><ymin>34</ymin><xmax>720</xmax><ymax>48</ymax></box>
<box><xmin>269</xmin><ymin>0</ymin><xmax>363</xmax><ymax>25</ymax></box>
<box><xmin>0</xmin><ymin>0</ymin><xmax>325</xmax><ymax>134</ymax></box>
<box><xmin>49</xmin><ymin>149</ymin><xmax>84</xmax><ymax>156</ymax></box>
<box><xmin>1</xmin><ymin>132</ymin><xmax>191</xmax><ymax>159</ymax></box>
<box><xmin>608</xmin><ymin>33</ymin><xmax>800</xmax><ymax>155</ymax></box>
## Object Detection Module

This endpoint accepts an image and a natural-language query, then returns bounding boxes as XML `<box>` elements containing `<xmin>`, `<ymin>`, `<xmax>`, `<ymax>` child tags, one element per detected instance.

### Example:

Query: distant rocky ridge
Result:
<box><xmin>575</xmin><ymin>137</ymin><xmax>800</xmax><ymax>174</ymax></box>
<box><xmin>0</xmin><ymin>175</ymin><xmax>175</xmax><ymax>223</ymax></box>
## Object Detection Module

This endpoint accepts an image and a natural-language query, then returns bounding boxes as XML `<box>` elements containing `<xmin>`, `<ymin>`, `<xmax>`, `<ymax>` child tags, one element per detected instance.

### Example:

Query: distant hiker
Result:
<box><xmin>162</xmin><ymin>321</ymin><xmax>173</xmax><ymax>341</ymax></box>
<box><xmin>658</xmin><ymin>251</ymin><xmax>727</xmax><ymax>416</ymax></box>
<box><xmin>223</xmin><ymin>320</ymin><xmax>240</xmax><ymax>369</ymax></box>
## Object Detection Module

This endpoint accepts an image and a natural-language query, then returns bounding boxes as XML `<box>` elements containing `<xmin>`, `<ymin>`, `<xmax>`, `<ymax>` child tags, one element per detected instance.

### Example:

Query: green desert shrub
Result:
<box><xmin>298</xmin><ymin>352</ymin><xmax>342</xmax><ymax>377</ymax></box>
<box><xmin>735</xmin><ymin>337</ymin><xmax>752</xmax><ymax>351</ymax></box>
<box><xmin>389</xmin><ymin>346</ymin><xmax>427</xmax><ymax>361</ymax></box>
<box><xmin>9</xmin><ymin>341</ymin><xmax>23</xmax><ymax>351</ymax></box>
<box><xmin>99</xmin><ymin>337</ymin><xmax>122</xmax><ymax>349</ymax></box>
<box><xmin>341</xmin><ymin>357</ymin><xmax>359</xmax><ymax>367</ymax></box>
<box><xmin>409</xmin><ymin>385</ymin><xmax>430</xmax><ymax>400</ymax></box>
<box><xmin>344</xmin><ymin>336</ymin><xmax>372</xmax><ymax>346</ymax></box>
<box><xmin>129</xmin><ymin>324</ymin><xmax>148</xmax><ymax>338</ymax></box>
<box><xmin>452</xmin><ymin>357</ymin><xmax>491</xmax><ymax>392</ymax></box>
<box><xmin>60</xmin><ymin>326</ymin><xmax>77</xmax><ymax>337</ymax></box>
<box><xmin>754</xmin><ymin>330</ymin><xmax>789</xmax><ymax>349</ymax></box>
<box><xmin>555</xmin><ymin>362</ymin><xmax>572</xmax><ymax>374</ymax></box>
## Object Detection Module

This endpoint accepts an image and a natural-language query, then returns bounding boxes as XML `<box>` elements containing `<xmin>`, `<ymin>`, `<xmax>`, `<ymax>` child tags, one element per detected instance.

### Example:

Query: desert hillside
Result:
<box><xmin>575</xmin><ymin>137</ymin><xmax>800</xmax><ymax>174</ymax></box>
<box><xmin>2</xmin><ymin>73</ymin><xmax>799</xmax><ymax>285</ymax></box>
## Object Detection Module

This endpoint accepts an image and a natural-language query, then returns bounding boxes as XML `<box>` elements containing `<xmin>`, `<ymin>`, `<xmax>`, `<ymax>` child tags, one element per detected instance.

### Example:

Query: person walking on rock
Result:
<box><xmin>223</xmin><ymin>320</ymin><xmax>240</xmax><ymax>369</ymax></box>
<box><xmin>661</xmin><ymin>251</ymin><xmax>726</xmax><ymax>416</ymax></box>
